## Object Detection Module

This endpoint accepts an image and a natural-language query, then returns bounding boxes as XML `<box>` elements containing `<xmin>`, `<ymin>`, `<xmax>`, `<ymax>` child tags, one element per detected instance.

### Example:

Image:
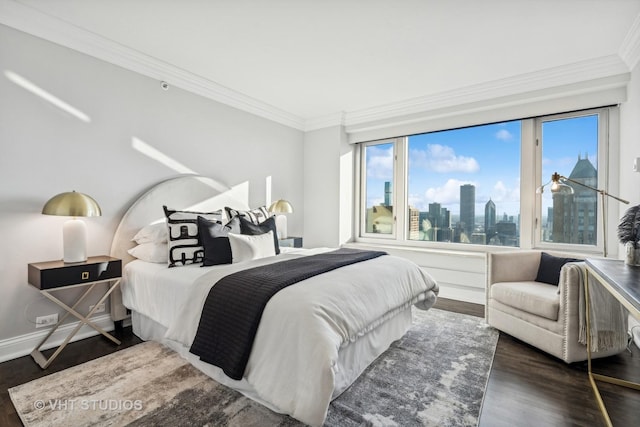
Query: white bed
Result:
<box><xmin>109</xmin><ymin>175</ymin><xmax>439</xmax><ymax>426</ymax></box>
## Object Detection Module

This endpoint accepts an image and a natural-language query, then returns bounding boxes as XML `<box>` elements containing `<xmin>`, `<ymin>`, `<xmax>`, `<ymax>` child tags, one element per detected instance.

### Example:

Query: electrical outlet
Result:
<box><xmin>35</xmin><ymin>313</ymin><xmax>58</xmax><ymax>328</ymax></box>
<box><xmin>89</xmin><ymin>303</ymin><xmax>106</xmax><ymax>314</ymax></box>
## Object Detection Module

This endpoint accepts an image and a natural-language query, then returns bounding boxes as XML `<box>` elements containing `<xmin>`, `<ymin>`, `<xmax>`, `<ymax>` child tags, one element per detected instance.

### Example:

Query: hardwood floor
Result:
<box><xmin>1</xmin><ymin>299</ymin><xmax>638</xmax><ymax>426</ymax></box>
<box><xmin>435</xmin><ymin>298</ymin><xmax>640</xmax><ymax>427</ymax></box>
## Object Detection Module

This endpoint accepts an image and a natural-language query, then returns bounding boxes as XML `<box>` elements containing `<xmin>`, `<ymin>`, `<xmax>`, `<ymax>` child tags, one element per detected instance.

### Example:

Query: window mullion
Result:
<box><xmin>394</xmin><ymin>137</ymin><xmax>408</xmax><ymax>240</ymax></box>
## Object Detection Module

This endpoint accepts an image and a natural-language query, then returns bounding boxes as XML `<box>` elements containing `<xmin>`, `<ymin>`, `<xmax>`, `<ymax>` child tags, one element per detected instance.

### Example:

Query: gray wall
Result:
<box><xmin>0</xmin><ymin>24</ymin><xmax>304</xmax><ymax>346</ymax></box>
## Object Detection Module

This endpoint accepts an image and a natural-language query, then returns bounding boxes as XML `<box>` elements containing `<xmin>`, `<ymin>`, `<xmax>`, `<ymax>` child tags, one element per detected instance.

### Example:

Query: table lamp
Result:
<box><xmin>268</xmin><ymin>199</ymin><xmax>293</xmax><ymax>239</ymax></box>
<box><xmin>42</xmin><ymin>191</ymin><xmax>102</xmax><ymax>263</ymax></box>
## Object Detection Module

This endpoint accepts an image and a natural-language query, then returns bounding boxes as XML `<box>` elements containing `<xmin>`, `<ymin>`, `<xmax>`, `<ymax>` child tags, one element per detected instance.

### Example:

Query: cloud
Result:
<box><xmin>490</xmin><ymin>180</ymin><xmax>520</xmax><ymax>203</ymax></box>
<box><xmin>366</xmin><ymin>145</ymin><xmax>393</xmax><ymax>179</ymax></box>
<box><xmin>495</xmin><ymin>129</ymin><xmax>513</xmax><ymax>141</ymax></box>
<box><xmin>410</xmin><ymin>144</ymin><xmax>479</xmax><ymax>173</ymax></box>
<box><xmin>424</xmin><ymin>179</ymin><xmax>475</xmax><ymax>205</ymax></box>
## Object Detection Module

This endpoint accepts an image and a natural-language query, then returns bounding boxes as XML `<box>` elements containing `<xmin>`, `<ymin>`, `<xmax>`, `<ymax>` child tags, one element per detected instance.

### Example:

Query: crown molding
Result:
<box><xmin>306</xmin><ymin>55</ymin><xmax>631</xmax><ymax>132</ymax></box>
<box><xmin>304</xmin><ymin>111</ymin><xmax>346</xmax><ymax>132</ymax></box>
<box><xmin>343</xmin><ymin>55</ymin><xmax>629</xmax><ymax>129</ymax></box>
<box><xmin>619</xmin><ymin>13</ymin><xmax>640</xmax><ymax>70</ymax></box>
<box><xmin>0</xmin><ymin>0</ymin><xmax>306</xmax><ymax>130</ymax></box>
<box><xmin>1</xmin><ymin>0</ymin><xmax>636</xmax><ymax>134</ymax></box>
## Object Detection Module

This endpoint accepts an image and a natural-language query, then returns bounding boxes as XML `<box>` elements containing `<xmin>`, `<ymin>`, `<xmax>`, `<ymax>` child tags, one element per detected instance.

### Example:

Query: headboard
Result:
<box><xmin>109</xmin><ymin>174</ymin><xmax>250</xmax><ymax>321</ymax></box>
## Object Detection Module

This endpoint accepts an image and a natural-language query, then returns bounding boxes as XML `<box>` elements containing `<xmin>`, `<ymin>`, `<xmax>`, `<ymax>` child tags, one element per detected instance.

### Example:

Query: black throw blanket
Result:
<box><xmin>189</xmin><ymin>248</ymin><xmax>387</xmax><ymax>380</ymax></box>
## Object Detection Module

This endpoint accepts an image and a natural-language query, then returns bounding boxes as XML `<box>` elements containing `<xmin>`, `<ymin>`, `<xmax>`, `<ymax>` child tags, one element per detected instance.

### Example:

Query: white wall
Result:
<box><xmin>0</xmin><ymin>24</ymin><xmax>304</xmax><ymax>359</ymax></box>
<box><xmin>303</xmin><ymin>125</ymin><xmax>355</xmax><ymax>248</ymax></box>
<box><xmin>619</xmin><ymin>63</ymin><xmax>640</xmax><ymax>216</ymax></box>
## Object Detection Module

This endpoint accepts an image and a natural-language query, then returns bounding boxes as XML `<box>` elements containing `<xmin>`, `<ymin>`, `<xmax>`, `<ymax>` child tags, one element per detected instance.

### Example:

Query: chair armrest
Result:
<box><xmin>557</xmin><ymin>262</ymin><xmax>585</xmax><ymax>305</ymax></box>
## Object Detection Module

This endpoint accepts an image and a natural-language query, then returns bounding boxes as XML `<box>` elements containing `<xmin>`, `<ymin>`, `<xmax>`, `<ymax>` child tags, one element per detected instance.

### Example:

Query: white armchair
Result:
<box><xmin>486</xmin><ymin>250</ymin><xmax>626</xmax><ymax>363</ymax></box>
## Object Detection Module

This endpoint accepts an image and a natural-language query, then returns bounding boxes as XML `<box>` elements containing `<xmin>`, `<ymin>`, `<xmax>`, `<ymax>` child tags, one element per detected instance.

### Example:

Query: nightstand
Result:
<box><xmin>279</xmin><ymin>236</ymin><xmax>303</xmax><ymax>248</ymax></box>
<box><xmin>27</xmin><ymin>256</ymin><xmax>122</xmax><ymax>369</ymax></box>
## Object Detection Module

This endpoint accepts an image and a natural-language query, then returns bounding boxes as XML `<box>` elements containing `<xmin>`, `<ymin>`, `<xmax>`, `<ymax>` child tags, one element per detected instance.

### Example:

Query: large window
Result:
<box><xmin>358</xmin><ymin>108</ymin><xmax>611</xmax><ymax>252</ymax></box>
<box><xmin>407</xmin><ymin>122</ymin><xmax>521</xmax><ymax>246</ymax></box>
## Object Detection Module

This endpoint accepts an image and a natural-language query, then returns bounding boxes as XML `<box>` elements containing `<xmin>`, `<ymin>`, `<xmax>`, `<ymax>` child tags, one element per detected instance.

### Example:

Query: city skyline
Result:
<box><xmin>365</xmin><ymin>114</ymin><xmax>599</xmax><ymax>220</ymax></box>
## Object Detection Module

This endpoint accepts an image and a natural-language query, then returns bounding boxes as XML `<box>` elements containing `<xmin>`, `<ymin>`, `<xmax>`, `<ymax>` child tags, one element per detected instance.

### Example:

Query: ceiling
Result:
<box><xmin>4</xmin><ymin>0</ymin><xmax>640</xmax><ymax>130</ymax></box>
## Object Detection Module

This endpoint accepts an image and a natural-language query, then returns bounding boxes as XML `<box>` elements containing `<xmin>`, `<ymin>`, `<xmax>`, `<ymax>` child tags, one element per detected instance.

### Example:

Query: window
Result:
<box><xmin>407</xmin><ymin>122</ymin><xmax>521</xmax><ymax>246</ymax></box>
<box><xmin>362</xmin><ymin>141</ymin><xmax>395</xmax><ymax>236</ymax></box>
<box><xmin>537</xmin><ymin>112</ymin><xmax>603</xmax><ymax>249</ymax></box>
<box><xmin>358</xmin><ymin>108</ymin><xmax>612</xmax><ymax>252</ymax></box>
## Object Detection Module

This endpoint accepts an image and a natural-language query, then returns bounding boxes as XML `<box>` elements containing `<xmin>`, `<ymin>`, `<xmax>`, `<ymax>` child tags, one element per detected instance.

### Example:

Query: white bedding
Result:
<box><xmin>122</xmin><ymin>248</ymin><xmax>438</xmax><ymax>426</ymax></box>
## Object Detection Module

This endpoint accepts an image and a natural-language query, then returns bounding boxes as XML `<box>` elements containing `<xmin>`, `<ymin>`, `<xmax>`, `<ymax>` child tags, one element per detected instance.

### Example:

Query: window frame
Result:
<box><xmin>358</xmin><ymin>138</ymin><xmax>403</xmax><ymax>240</ymax></box>
<box><xmin>356</xmin><ymin>107</ymin><xmax>615</xmax><ymax>256</ymax></box>
<box><xmin>532</xmin><ymin>108</ymin><xmax>610</xmax><ymax>255</ymax></box>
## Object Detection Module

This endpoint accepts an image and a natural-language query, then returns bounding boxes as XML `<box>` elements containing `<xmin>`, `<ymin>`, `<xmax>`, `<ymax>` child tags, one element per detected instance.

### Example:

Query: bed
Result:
<box><xmin>109</xmin><ymin>175</ymin><xmax>439</xmax><ymax>426</ymax></box>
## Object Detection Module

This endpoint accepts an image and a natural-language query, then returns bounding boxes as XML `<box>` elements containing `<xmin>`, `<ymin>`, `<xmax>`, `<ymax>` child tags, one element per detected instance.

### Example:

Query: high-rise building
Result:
<box><xmin>408</xmin><ymin>206</ymin><xmax>420</xmax><ymax>240</ymax></box>
<box><xmin>425</xmin><ymin>202</ymin><xmax>453</xmax><ymax>242</ymax></box>
<box><xmin>552</xmin><ymin>155</ymin><xmax>597</xmax><ymax>244</ymax></box>
<box><xmin>484</xmin><ymin>198</ymin><xmax>496</xmax><ymax>240</ymax></box>
<box><xmin>384</xmin><ymin>181</ymin><xmax>392</xmax><ymax>207</ymax></box>
<box><xmin>460</xmin><ymin>184</ymin><xmax>475</xmax><ymax>237</ymax></box>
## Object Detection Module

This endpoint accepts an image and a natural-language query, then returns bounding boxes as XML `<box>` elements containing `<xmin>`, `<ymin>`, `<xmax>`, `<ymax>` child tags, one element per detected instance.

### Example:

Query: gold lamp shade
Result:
<box><xmin>268</xmin><ymin>199</ymin><xmax>293</xmax><ymax>214</ymax></box>
<box><xmin>42</xmin><ymin>191</ymin><xmax>102</xmax><ymax>217</ymax></box>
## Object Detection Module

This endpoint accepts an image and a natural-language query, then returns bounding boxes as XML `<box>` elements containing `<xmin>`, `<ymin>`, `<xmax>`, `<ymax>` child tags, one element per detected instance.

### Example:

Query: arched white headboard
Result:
<box><xmin>109</xmin><ymin>174</ymin><xmax>249</xmax><ymax>321</ymax></box>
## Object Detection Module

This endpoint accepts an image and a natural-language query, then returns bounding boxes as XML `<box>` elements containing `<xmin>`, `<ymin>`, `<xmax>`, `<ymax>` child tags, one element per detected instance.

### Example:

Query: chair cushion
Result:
<box><xmin>491</xmin><ymin>281</ymin><xmax>560</xmax><ymax>321</ymax></box>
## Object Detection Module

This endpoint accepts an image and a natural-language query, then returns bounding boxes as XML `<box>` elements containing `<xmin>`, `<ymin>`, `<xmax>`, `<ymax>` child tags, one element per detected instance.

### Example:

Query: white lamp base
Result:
<box><xmin>275</xmin><ymin>215</ymin><xmax>287</xmax><ymax>239</ymax></box>
<box><xmin>63</xmin><ymin>218</ymin><xmax>87</xmax><ymax>263</ymax></box>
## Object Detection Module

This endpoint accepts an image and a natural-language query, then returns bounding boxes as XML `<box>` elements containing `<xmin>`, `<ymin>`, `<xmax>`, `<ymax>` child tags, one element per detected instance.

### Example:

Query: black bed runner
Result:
<box><xmin>189</xmin><ymin>248</ymin><xmax>387</xmax><ymax>380</ymax></box>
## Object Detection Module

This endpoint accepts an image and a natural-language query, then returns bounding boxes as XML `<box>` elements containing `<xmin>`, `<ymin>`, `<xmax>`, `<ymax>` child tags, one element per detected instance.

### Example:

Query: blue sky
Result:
<box><xmin>366</xmin><ymin>114</ymin><xmax>598</xmax><ymax>219</ymax></box>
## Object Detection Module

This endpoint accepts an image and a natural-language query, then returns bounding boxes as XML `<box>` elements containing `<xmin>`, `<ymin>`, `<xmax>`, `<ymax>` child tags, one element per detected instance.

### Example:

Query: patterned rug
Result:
<box><xmin>9</xmin><ymin>308</ymin><xmax>498</xmax><ymax>427</ymax></box>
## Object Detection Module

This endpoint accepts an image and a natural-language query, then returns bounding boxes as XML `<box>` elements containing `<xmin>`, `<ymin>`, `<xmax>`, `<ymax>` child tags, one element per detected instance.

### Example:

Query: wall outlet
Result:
<box><xmin>35</xmin><ymin>313</ymin><xmax>58</xmax><ymax>328</ymax></box>
<box><xmin>89</xmin><ymin>303</ymin><xmax>105</xmax><ymax>314</ymax></box>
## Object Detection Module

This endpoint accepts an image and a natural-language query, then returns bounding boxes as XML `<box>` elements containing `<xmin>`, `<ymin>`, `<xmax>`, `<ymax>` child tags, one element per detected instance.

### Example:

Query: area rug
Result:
<box><xmin>9</xmin><ymin>308</ymin><xmax>498</xmax><ymax>427</ymax></box>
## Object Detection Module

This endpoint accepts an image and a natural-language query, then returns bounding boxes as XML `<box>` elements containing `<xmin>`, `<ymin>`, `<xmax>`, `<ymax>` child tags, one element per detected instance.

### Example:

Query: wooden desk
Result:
<box><xmin>585</xmin><ymin>259</ymin><xmax>640</xmax><ymax>427</ymax></box>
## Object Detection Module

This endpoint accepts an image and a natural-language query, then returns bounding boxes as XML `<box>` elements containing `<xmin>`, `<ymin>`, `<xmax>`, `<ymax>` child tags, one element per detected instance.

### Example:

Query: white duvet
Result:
<box><xmin>163</xmin><ymin>248</ymin><xmax>438</xmax><ymax>426</ymax></box>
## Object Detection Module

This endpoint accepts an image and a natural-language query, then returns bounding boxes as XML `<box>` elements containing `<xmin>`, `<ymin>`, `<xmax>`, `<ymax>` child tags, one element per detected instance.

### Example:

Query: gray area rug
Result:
<box><xmin>9</xmin><ymin>308</ymin><xmax>498</xmax><ymax>426</ymax></box>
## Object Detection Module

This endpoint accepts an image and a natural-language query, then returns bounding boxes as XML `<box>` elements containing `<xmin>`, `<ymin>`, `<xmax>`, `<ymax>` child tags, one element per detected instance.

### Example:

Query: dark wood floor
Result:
<box><xmin>1</xmin><ymin>299</ymin><xmax>638</xmax><ymax>426</ymax></box>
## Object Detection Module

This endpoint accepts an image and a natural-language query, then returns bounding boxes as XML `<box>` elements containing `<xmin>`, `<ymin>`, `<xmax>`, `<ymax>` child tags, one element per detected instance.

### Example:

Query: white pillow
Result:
<box><xmin>127</xmin><ymin>242</ymin><xmax>168</xmax><ymax>263</ymax></box>
<box><xmin>132</xmin><ymin>222</ymin><xmax>167</xmax><ymax>244</ymax></box>
<box><xmin>228</xmin><ymin>231</ymin><xmax>276</xmax><ymax>263</ymax></box>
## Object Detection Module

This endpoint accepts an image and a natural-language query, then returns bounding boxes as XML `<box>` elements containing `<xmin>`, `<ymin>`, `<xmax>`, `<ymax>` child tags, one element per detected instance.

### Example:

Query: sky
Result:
<box><xmin>365</xmin><ymin>114</ymin><xmax>599</xmax><ymax>219</ymax></box>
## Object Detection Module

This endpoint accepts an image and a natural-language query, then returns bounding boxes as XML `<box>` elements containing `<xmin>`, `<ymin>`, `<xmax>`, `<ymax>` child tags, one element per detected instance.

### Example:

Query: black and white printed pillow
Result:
<box><xmin>163</xmin><ymin>206</ymin><xmax>225</xmax><ymax>267</ymax></box>
<box><xmin>224</xmin><ymin>206</ymin><xmax>272</xmax><ymax>225</ymax></box>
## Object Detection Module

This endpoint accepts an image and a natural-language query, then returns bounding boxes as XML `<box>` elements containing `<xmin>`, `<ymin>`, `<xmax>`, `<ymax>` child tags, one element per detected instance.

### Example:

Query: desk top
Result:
<box><xmin>586</xmin><ymin>258</ymin><xmax>640</xmax><ymax>316</ymax></box>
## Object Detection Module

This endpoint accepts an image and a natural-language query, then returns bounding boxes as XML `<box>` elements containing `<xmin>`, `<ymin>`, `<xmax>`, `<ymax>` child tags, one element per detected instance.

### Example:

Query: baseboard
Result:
<box><xmin>438</xmin><ymin>285</ymin><xmax>485</xmax><ymax>305</ymax></box>
<box><xmin>0</xmin><ymin>314</ymin><xmax>114</xmax><ymax>364</ymax></box>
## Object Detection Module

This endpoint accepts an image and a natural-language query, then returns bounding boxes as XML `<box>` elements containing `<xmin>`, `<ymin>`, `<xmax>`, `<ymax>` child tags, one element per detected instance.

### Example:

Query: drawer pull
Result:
<box><xmin>81</xmin><ymin>272</ymin><xmax>89</xmax><ymax>280</ymax></box>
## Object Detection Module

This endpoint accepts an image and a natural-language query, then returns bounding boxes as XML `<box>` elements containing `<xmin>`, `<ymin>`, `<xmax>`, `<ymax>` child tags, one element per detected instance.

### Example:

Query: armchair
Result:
<box><xmin>486</xmin><ymin>250</ymin><xmax>626</xmax><ymax>363</ymax></box>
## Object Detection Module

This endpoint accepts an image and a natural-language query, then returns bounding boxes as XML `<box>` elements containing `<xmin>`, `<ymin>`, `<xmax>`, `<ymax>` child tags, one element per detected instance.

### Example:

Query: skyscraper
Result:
<box><xmin>384</xmin><ymin>181</ymin><xmax>392</xmax><ymax>207</ymax></box>
<box><xmin>484</xmin><ymin>198</ymin><xmax>496</xmax><ymax>239</ymax></box>
<box><xmin>460</xmin><ymin>184</ymin><xmax>475</xmax><ymax>237</ymax></box>
<box><xmin>552</xmin><ymin>155</ymin><xmax>597</xmax><ymax>244</ymax></box>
